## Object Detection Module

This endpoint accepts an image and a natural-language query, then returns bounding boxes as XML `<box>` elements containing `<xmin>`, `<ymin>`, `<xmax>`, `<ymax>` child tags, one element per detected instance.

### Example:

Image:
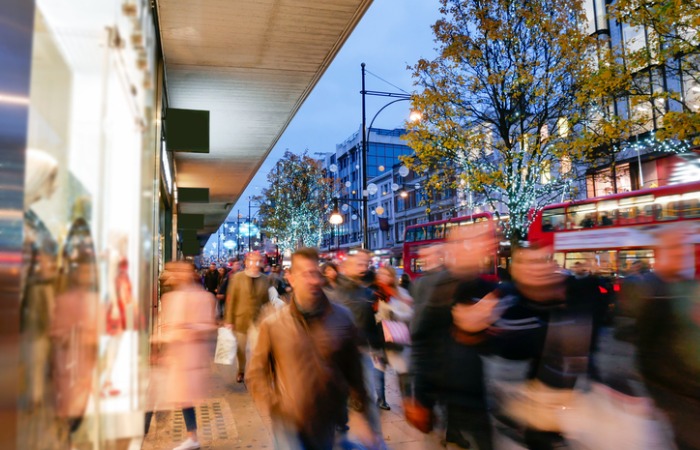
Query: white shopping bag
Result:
<box><xmin>559</xmin><ymin>382</ymin><xmax>672</xmax><ymax>450</ymax></box>
<box><xmin>214</xmin><ymin>327</ymin><xmax>237</xmax><ymax>365</ymax></box>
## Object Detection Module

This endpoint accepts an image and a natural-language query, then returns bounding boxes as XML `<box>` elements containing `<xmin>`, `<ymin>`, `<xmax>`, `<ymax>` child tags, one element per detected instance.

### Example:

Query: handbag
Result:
<box><xmin>214</xmin><ymin>327</ymin><xmax>237</xmax><ymax>365</ymax></box>
<box><xmin>381</xmin><ymin>320</ymin><xmax>411</xmax><ymax>345</ymax></box>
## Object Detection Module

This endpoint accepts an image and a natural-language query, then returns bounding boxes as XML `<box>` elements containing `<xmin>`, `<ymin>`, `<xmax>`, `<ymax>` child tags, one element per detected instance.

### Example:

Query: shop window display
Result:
<box><xmin>19</xmin><ymin>0</ymin><xmax>160</xmax><ymax>448</ymax></box>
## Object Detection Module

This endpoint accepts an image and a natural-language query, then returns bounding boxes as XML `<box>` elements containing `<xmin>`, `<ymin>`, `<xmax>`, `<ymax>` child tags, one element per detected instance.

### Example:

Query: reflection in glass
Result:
<box><xmin>52</xmin><ymin>217</ymin><xmax>99</xmax><ymax>445</ymax></box>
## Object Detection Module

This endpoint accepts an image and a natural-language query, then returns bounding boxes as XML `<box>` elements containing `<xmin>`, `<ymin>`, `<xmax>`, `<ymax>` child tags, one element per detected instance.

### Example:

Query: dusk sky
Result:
<box><xmin>226</xmin><ymin>0</ymin><xmax>442</xmax><ymax>220</ymax></box>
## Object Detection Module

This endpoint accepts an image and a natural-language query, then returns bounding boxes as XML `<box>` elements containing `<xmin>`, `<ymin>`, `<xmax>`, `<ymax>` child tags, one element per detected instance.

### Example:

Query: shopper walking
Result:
<box><xmin>328</xmin><ymin>249</ymin><xmax>384</xmax><ymax>443</ymax></box>
<box><xmin>408</xmin><ymin>229</ymin><xmax>495</xmax><ymax>449</ymax></box>
<box><xmin>373</xmin><ymin>265</ymin><xmax>413</xmax><ymax>409</ymax></box>
<box><xmin>224</xmin><ymin>251</ymin><xmax>270</xmax><ymax>383</ymax></box>
<box><xmin>321</xmin><ymin>261</ymin><xmax>340</xmax><ymax>291</ymax></box>
<box><xmin>147</xmin><ymin>261</ymin><xmax>217</xmax><ymax>450</ymax></box>
<box><xmin>631</xmin><ymin>227</ymin><xmax>700</xmax><ymax>450</ymax></box>
<box><xmin>214</xmin><ymin>267</ymin><xmax>228</xmax><ymax>321</ymax></box>
<box><xmin>203</xmin><ymin>263</ymin><xmax>220</xmax><ymax>295</ymax></box>
<box><xmin>246</xmin><ymin>248</ymin><xmax>377</xmax><ymax>449</ymax></box>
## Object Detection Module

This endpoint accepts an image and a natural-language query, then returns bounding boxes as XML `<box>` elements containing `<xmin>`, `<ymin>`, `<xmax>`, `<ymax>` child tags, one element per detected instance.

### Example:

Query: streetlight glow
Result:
<box><xmin>409</xmin><ymin>109</ymin><xmax>422</xmax><ymax>122</ymax></box>
<box><xmin>329</xmin><ymin>211</ymin><xmax>344</xmax><ymax>225</ymax></box>
<box><xmin>329</xmin><ymin>198</ymin><xmax>344</xmax><ymax>225</ymax></box>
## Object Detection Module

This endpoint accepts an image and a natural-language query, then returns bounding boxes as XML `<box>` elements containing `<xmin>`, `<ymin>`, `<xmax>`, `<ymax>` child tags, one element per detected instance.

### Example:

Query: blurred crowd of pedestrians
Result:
<box><xmin>147</xmin><ymin>224</ymin><xmax>698</xmax><ymax>450</ymax></box>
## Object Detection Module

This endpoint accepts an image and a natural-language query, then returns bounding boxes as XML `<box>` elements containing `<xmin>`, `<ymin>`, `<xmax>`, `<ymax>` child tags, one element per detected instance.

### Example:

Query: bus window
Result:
<box><xmin>660</xmin><ymin>202</ymin><xmax>680</xmax><ymax>220</ymax></box>
<box><xmin>618</xmin><ymin>195</ymin><xmax>653</xmax><ymax>224</ymax></box>
<box><xmin>682</xmin><ymin>198</ymin><xmax>700</xmax><ymax>218</ymax></box>
<box><xmin>406</xmin><ymin>228</ymin><xmax>422</xmax><ymax>242</ymax></box>
<box><xmin>656</xmin><ymin>196</ymin><xmax>680</xmax><ymax>220</ymax></box>
<box><xmin>564</xmin><ymin>251</ymin><xmax>616</xmax><ymax>276</ymax></box>
<box><xmin>412</xmin><ymin>257</ymin><xmax>425</xmax><ymax>274</ymax></box>
<box><xmin>405</xmin><ymin>229</ymin><xmax>414</xmax><ymax>242</ymax></box>
<box><xmin>542</xmin><ymin>208</ymin><xmax>566</xmax><ymax>231</ymax></box>
<box><xmin>568</xmin><ymin>205</ymin><xmax>596</xmax><ymax>229</ymax></box>
<box><xmin>618</xmin><ymin>206</ymin><xmax>637</xmax><ymax>224</ymax></box>
<box><xmin>640</xmin><ymin>204</ymin><xmax>656</xmax><ymax>222</ymax></box>
<box><xmin>434</xmin><ymin>224</ymin><xmax>446</xmax><ymax>239</ymax></box>
<box><xmin>618</xmin><ymin>249</ymin><xmax>654</xmax><ymax>275</ymax></box>
<box><xmin>597</xmin><ymin>200</ymin><xmax>617</xmax><ymax>226</ymax></box>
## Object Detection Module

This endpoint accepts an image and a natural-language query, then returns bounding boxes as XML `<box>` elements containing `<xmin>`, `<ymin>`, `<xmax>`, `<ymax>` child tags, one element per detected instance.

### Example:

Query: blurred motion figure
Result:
<box><xmin>631</xmin><ymin>227</ymin><xmax>700</xmax><ymax>450</ymax></box>
<box><xmin>224</xmin><ymin>251</ymin><xmax>270</xmax><ymax>383</ymax></box>
<box><xmin>147</xmin><ymin>261</ymin><xmax>216</xmax><ymax>450</ymax></box>
<box><xmin>246</xmin><ymin>248</ymin><xmax>374</xmax><ymax>449</ymax></box>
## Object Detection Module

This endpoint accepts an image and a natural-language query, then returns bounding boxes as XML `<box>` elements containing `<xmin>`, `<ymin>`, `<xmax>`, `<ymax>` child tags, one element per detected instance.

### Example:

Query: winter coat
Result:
<box><xmin>151</xmin><ymin>284</ymin><xmax>216</xmax><ymax>409</ymax></box>
<box><xmin>246</xmin><ymin>295</ymin><xmax>367</xmax><ymax>448</ymax></box>
<box><xmin>410</xmin><ymin>271</ymin><xmax>494</xmax><ymax>408</ymax></box>
<box><xmin>224</xmin><ymin>271</ymin><xmax>270</xmax><ymax>332</ymax></box>
<box><xmin>634</xmin><ymin>274</ymin><xmax>700</xmax><ymax>400</ymax></box>
<box><xmin>203</xmin><ymin>268</ymin><xmax>220</xmax><ymax>293</ymax></box>
<box><xmin>328</xmin><ymin>274</ymin><xmax>383</xmax><ymax>349</ymax></box>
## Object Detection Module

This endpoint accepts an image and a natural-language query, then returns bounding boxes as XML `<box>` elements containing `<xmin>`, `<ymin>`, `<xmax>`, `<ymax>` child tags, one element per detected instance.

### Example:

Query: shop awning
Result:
<box><xmin>156</xmin><ymin>0</ymin><xmax>373</xmax><ymax>241</ymax></box>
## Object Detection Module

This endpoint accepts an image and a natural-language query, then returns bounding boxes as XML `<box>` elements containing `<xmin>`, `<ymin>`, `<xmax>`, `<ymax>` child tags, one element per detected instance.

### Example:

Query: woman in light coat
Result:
<box><xmin>148</xmin><ymin>262</ymin><xmax>217</xmax><ymax>450</ymax></box>
<box><xmin>374</xmin><ymin>265</ymin><xmax>414</xmax><ymax>410</ymax></box>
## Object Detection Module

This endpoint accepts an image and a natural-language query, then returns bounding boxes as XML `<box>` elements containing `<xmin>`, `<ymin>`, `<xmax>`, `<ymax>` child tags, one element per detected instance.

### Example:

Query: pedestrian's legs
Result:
<box><xmin>216</xmin><ymin>299</ymin><xmax>225</xmax><ymax>321</ymax></box>
<box><xmin>397</xmin><ymin>373</ymin><xmax>411</xmax><ymax>399</ymax></box>
<box><xmin>234</xmin><ymin>330</ymin><xmax>248</xmax><ymax>380</ymax></box>
<box><xmin>446</xmin><ymin>402</ymin><xmax>494</xmax><ymax>450</ymax></box>
<box><xmin>522</xmin><ymin>428</ymin><xmax>565</xmax><ymax>450</ymax></box>
<box><xmin>361</xmin><ymin>351</ymin><xmax>382</xmax><ymax>437</ymax></box>
<box><xmin>374</xmin><ymin>368</ymin><xmax>389</xmax><ymax>410</ymax></box>
<box><xmin>182</xmin><ymin>407</ymin><xmax>197</xmax><ymax>432</ymax></box>
<box><xmin>271</xmin><ymin>417</ymin><xmax>304</xmax><ymax>450</ymax></box>
<box><xmin>144</xmin><ymin>411</ymin><xmax>154</xmax><ymax>435</ymax></box>
<box><xmin>173</xmin><ymin>407</ymin><xmax>199</xmax><ymax>450</ymax></box>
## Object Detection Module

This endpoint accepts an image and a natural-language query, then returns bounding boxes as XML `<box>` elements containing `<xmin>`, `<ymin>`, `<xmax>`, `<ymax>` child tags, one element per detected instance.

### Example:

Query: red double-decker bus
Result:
<box><xmin>528</xmin><ymin>181</ymin><xmax>700</xmax><ymax>278</ymax></box>
<box><xmin>402</xmin><ymin>212</ymin><xmax>508</xmax><ymax>280</ymax></box>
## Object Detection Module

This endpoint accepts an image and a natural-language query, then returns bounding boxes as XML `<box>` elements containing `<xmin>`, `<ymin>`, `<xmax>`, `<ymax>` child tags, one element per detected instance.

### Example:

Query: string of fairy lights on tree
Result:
<box><xmin>256</xmin><ymin>151</ymin><xmax>336</xmax><ymax>255</ymax></box>
<box><xmin>624</xmin><ymin>132</ymin><xmax>691</xmax><ymax>154</ymax></box>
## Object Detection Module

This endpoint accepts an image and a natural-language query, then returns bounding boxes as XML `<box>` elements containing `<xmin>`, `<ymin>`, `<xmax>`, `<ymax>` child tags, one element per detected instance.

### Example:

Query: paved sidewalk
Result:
<box><xmin>141</xmin><ymin>359</ymin><xmax>445</xmax><ymax>450</ymax></box>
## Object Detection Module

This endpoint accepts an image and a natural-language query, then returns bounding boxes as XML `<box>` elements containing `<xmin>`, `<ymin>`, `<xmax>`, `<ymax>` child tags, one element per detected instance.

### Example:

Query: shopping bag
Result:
<box><xmin>214</xmin><ymin>327</ymin><xmax>237</xmax><ymax>365</ymax></box>
<box><xmin>495</xmin><ymin>378</ymin><xmax>577</xmax><ymax>432</ymax></box>
<box><xmin>381</xmin><ymin>320</ymin><xmax>411</xmax><ymax>345</ymax></box>
<box><xmin>559</xmin><ymin>382</ymin><xmax>672</xmax><ymax>450</ymax></box>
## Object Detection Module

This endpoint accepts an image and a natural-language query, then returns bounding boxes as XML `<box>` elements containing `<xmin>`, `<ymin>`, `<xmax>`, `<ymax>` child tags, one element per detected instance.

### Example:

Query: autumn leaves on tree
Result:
<box><xmin>404</xmin><ymin>0</ymin><xmax>699</xmax><ymax>242</ymax></box>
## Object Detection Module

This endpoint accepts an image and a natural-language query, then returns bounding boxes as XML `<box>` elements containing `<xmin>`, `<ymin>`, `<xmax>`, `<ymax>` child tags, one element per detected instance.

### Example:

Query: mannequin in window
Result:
<box><xmin>100</xmin><ymin>231</ymin><xmax>134</xmax><ymax>398</ymax></box>
<box><xmin>20</xmin><ymin>149</ymin><xmax>58</xmax><ymax>418</ymax></box>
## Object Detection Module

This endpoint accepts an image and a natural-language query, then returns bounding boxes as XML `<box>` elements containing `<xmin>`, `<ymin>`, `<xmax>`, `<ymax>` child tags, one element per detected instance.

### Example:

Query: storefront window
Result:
<box><xmin>20</xmin><ymin>1</ymin><xmax>159</xmax><ymax>448</ymax></box>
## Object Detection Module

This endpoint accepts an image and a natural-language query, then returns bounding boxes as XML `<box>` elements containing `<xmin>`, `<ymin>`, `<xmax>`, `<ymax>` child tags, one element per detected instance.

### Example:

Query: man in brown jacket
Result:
<box><xmin>246</xmin><ymin>248</ymin><xmax>374</xmax><ymax>449</ymax></box>
<box><xmin>224</xmin><ymin>251</ymin><xmax>270</xmax><ymax>383</ymax></box>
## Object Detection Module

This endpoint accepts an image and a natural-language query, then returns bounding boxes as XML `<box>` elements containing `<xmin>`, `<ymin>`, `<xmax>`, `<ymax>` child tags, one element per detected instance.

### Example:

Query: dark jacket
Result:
<box><xmin>410</xmin><ymin>270</ymin><xmax>495</xmax><ymax>407</ymax></box>
<box><xmin>246</xmin><ymin>295</ymin><xmax>367</xmax><ymax>448</ymax></box>
<box><xmin>328</xmin><ymin>274</ymin><xmax>382</xmax><ymax>349</ymax></box>
<box><xmin>409</xmin><ymin>267</ymin><xmax>443</xmax><ymax>334</ymax></box>
<box><xmin>634</xmin><ymin>274</ymin><xmax>700</xmax><ymax>400</ymax></box>
<box><xmin>479</xmin><ymin>280</ymin><xmax>595</xmax><ymax>389</ymax></box>
<box><xmin>203</xmin><ymin>268</ymin><xmax>220</xmax><ymax>293</ymax></box>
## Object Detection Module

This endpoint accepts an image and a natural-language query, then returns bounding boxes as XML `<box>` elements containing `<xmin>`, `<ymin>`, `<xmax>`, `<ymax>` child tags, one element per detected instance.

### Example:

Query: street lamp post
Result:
<box><xmin>247</xmin><ymin>196</ymin><xmax>263</xmax><ymax>253</ymax></box>
<box><xmin>236</xmin><ymin>210</ymin><xmax>241</xmax><ymax>260</ymax></box>
<box><xmin>360</xmin><ymin>63</ymin><xmax>419</xmax><ymax>249</ymax></box>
